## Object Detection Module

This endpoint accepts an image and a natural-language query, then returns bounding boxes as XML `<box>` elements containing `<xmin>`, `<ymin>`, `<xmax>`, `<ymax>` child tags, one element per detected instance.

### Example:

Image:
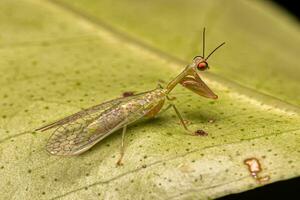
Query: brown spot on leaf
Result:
<box><xmin>122</xmin><ymin>91</ymin><xmax>135</xmax><ymax>97</ymax></box>
<box><xmin>194</xmin><ymin>129</ymin><xmax>208</xmax><ymax>136</ymax></box>
<box><xmin>244</xmin><ymin>157</ymin><xmax>270</xmax><ymax>184</ymax></box>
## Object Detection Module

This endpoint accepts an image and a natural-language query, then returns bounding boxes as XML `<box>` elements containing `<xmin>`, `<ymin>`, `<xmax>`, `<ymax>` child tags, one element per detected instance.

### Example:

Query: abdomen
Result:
<box><xmin>90</xmin><ymin>88</ymin><xmax>166</xmax><ymax>133</ymax></box>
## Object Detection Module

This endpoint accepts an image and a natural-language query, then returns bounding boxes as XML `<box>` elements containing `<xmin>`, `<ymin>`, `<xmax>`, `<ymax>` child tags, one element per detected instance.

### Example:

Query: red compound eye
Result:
<box><xmin>197</xmin><ymin>62</ymin><xmax>208</xmax><ymax>70</ymax></box>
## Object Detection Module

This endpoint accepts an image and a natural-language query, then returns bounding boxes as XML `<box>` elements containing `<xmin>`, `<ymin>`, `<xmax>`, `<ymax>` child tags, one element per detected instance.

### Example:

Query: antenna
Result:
<box><xmin>202</xmin><ymin>28</ymin><xmax>206</xmax><ymax>58</ymax></box>
<box><xmin>205</xmin><ymin>42</ymin><xmax>225</xmax><ymax>60</ymax></box>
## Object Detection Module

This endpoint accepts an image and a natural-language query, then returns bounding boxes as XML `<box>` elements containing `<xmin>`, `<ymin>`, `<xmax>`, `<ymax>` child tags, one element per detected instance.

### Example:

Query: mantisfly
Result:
<box><xmin>36</xmin><ymin>29</ymin><xmax>225</xmax><ymax>165</ymax></box>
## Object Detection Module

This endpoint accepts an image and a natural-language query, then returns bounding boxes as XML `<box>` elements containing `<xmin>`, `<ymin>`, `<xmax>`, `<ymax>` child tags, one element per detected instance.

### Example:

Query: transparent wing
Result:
<box><xmin>36</xmin><ymin>91</ymin><xmax>150</xmax><ymax>132</ymax></box>
<box><xmin>45</xmin><ymin>103</ymin><xmax>124</xmax><ymax>156</ymax></box>
<box><xmin>38</xmin><ymin>91</ymin><xmax>152</xmax><ymax>156</ymax></box>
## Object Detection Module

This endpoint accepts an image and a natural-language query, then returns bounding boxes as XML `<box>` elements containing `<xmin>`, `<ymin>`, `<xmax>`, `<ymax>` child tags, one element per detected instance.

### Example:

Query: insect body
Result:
<box><xmin>36</xmin><ymin>29</ymin><xmax>225</xmax><ymax>164</ymax></box>
<box><xmin>41</xmin><ymin>88</ymin><xmax>166</xmax><ymax>156</ymax></box>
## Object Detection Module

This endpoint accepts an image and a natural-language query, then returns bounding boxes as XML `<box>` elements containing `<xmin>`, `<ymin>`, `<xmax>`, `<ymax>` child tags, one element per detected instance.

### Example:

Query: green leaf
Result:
<box><xmin>0</xmin><ymin>0</ymin><xmax>299</xmax><ymax>199</ymax></box>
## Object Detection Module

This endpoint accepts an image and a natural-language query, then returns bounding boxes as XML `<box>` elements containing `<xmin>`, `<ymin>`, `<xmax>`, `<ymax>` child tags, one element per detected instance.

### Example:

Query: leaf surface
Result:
<box><xmin>0</xmin><ymin>0</ymin><xmax>299</xmax><ymax>199</ymax></box>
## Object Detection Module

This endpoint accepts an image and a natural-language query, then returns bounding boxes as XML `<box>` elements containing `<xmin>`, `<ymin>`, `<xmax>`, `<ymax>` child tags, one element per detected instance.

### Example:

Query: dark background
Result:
<box><xmin>272</xmin><ymin>0</ymin><xmax>299</xmax><ymax>19</ymax></box>
<box><xmin>219</xmin><ymin>1</ymin><xmax>299</xmax><ymax>199</ymax></box>
<box><xmin>219</xmin><ymin>178</ymin><xmax>299</xmax><ymax>200</ymax></box>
